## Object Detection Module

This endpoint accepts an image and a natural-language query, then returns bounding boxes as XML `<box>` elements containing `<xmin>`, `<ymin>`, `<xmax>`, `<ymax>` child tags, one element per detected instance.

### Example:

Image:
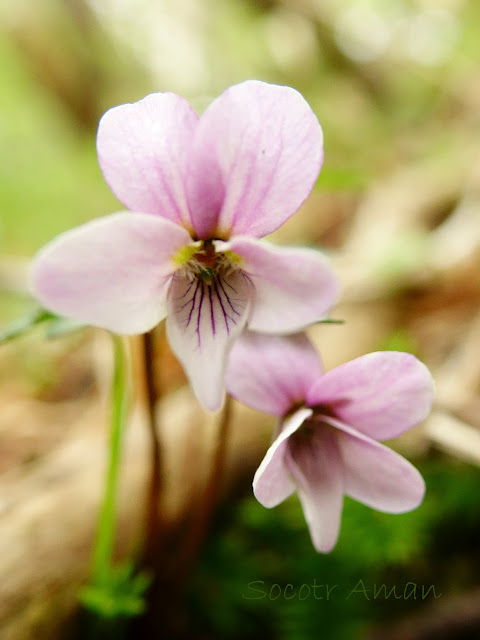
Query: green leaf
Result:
<box><xmin>0</xmin><ymin>306</ymin><xmax>85</xmax><ymax>344</ymax></box>
<box><xmin>315</xmin><ymin>318</ymin><xmax>345</xmax><ymax>325</ymax></box>
<box><xmin>0</xmin><ymin>308</ymin><xmax>55</xmax><ymax>344</ymax></box>
<box><xmin>79</xmin><ymin>564</ymin><xmax>152</xmax><ymax>619</ymax></box>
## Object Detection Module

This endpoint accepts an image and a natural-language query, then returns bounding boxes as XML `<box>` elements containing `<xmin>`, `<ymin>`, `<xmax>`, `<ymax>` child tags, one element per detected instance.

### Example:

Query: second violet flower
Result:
<box><xmin>227</xmin><ymin>332</ymin><xmax>434</xmax><ymax>552</ymax></box>
<box><xmin>31</xmin><ymin>81</ymin><xmax>339</xmax><ymax>411</ymax></box>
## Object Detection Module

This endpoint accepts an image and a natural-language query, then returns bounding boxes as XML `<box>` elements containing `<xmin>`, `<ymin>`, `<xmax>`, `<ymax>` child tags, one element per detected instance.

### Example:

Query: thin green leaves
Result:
<box><xmin>0</xmin><ymin>307</ymin><xmax>84</xmax><ymax>344</ymax></box>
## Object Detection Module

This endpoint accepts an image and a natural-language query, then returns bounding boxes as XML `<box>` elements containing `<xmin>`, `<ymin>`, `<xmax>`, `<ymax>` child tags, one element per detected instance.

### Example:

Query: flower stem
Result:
<box><xmin>200</xmin><ymin>393</ymin><xmax>233</xmax><ymax>529</ymax></box>
<box><xmin>178</xmin><ymin>394</ymin><xmax>233</xmax><ymax>580</ymax></box>
<box><xmin>141</xmin><ymin>328</ymin><xmax>164</xmax><ymax>566</ymax></box>
<box><xmin>91</xmin><ymin>334</ymin><xmax>129</xmax><ymax>586</ymax></box>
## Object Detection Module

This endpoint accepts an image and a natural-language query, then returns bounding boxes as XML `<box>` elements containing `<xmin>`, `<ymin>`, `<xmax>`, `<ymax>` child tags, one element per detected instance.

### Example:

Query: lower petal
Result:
<box><xmin>30</xmin><ymin>213</ymin><xmax>193</xmax><ymax>334</ymax></box>
<box><xmin>253</xmin><ymin>408</ymin><xmax>313</xmax><ymax>508</ymax></box>
<box><xmin>222</xmin><ymin>237</ymin><xmax>339</xmax><ymax>333</ymax></box>
<box><xmin>327</xmin><ymin>416</ymin><xmax>425</xmax><ymax>513</ymax></box>
<box><xmin>286</xmin><ymin>429</ymin><xmax>344</xmax><ymax>552</ymax></box>
<box><xmin>166</xmin><ymin>268</ymin><xmax>254</xmax><ymax>411</ymax></box>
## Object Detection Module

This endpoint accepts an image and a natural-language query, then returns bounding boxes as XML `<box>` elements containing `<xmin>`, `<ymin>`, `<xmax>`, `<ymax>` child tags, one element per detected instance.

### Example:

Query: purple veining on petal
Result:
<box><xmin>179</xmin><ymin>279</ymin><xmax>200</xmax><ymax>326</ymax></box>
<box><xmin>195</xmin><ymin>279</ymin><xmax>206</xmax><ymax>347</ymax></box>
<box><xmin>169</xmin><ymin>269</ymin><xmax>251</xmax><ymax>352</ymax></box>
<box><xmin>208</xmin><ymin>284</ymin><xmax>215</xmax><ymax>337</ymax></box>
<box><xmin>174</xmin><ymin>277</ymin><xmax>197</xmax><ymax>305</ymax></box>
<box><xmin>212</xmin><ymin>277</ymin><xmax>239</xmax><ymax>331</ymax></box>
<box><xmin>216</xmin><ymin>277</ymin><xmax>239</xmax><ymax>316</ymax></box>
<box><xmin>166</xmin><ymin>265</ymin><xmax>254</xmax><ymax>411</ymax></box>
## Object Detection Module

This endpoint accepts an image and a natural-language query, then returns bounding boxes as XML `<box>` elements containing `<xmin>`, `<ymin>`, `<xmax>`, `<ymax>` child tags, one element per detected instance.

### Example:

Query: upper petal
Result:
<box><xmin>306</xmin><ymin>352</ymin><xmax>434</xmax><ymax>440</ymax></box>
<box><xmin>186</xmin><ymin>80</ymin><xmax>323</xmax><ymax>239</ymax></box>
<box><xmin>253</xmin><ymin>408</ymin><xmax>312</xmax><ymax>508</ymax></box>
<box><xmin>166</xmin><ymin>269</ymin><xmax>254</xmax><ymax>411</ymax></box>
<box><xmin>97</xmin><ymin>93</ymin><xmax>198</xmax><ymax>229</ymax></box>
<box><xmin>326</xmin><ymin>416</ymin><xmax>425</xmax><ymax>513</ymax></box>
<box><xmin>224</xmin><ymin>237</ymin><xmax>339</xmax><ymax>333</ymax></box>
<box><xmin>226</xmin><ymin>332</ymin><xmax>323</xmax><ymax>416</ymax></box>
<box><xmin>285</xmin><ymin>428</ymin><xmax>344</xmax><ymax>553</ymax></box>
<box><xmin>30</xmin><ymin>213</ymin><xmax>192</xmax><ymax>334</ymax></box>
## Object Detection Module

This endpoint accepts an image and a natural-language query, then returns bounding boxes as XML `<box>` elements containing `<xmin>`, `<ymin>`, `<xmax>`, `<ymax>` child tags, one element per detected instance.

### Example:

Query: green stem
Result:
<box><xmin>91</xmin><ymin>334</ymin><xmax>129</xmax><ymax>585</ymax></box>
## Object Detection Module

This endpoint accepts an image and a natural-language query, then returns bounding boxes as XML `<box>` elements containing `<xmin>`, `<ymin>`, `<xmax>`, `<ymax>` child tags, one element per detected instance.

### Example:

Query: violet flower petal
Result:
<box><xmin>186</xmin><ymin>80</ymin><xmax>323</xmax><ymax>240</ymax></box>
<box><xmin>226</xmin><ymin>332</ymin><xmax>323</xmax><ymax>416</ymax></box>
<box><xmin>306</xmin><ymin>351</ymin><xmax>434</xmax><ymax>440</ymax></box>
<box><xmin>325</xmin><ymin>416</ymin><xmax>426</xmax><ymax>513</ymax></box>
<box><xmin>285</xmin><ymin>428</ymin><xmax>344</xmax><ymax>553</ymax></box>
<box><xmin>253</xmin><ymin>408</ymin><xmax>312</xmax><ymax>508</ymax></box>
<box><xmin>31</xmin><ymin>213</ymin><xmax>192</xmax><ymax>334</ymax></box>
<box><xmin>222</xmin><ymin>237</ymin><xmax>339</xmax><ymax>333</ymax></box>
<box><xmin>97</xmin><ymin>93</ymin><xmax>198</xmax><ymax>229</ymax></box>
<box><xmin>166</xmin><ymin>269</ymin><xmax>254</xmax><ymax>411</ymax></box>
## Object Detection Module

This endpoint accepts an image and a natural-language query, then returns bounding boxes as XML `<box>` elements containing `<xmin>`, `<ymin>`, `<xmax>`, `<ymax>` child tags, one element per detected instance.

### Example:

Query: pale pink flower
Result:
<box><xmin>226</xmin><ymin>332</ymin><xmax>434</xmax><ymax>552</ymax></box>
<box><xmin>31</xmin><ymin>81</ymin><xmax>339</xmax><ymax>410</ymax></box>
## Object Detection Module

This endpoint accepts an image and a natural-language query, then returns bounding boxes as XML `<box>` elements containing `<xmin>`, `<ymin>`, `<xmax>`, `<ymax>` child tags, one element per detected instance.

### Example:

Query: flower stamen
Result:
<box><xmin>176</xmin><ymin>240</ymin><xmax>242</xmax><ymax>284</ymax></box>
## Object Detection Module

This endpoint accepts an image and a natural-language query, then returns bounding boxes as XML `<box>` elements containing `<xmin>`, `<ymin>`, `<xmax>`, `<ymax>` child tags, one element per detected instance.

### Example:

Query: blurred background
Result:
<box><xmin>1</xmin><ymin>0</ymin><xmax>480</xmax><ymax>638</ymax></box>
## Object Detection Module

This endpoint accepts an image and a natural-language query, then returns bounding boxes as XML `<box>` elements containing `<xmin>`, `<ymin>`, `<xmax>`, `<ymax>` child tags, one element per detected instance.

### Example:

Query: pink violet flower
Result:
<box><xmin>30</xmin><ymin>81</ymin><xmax>339</xmax><ymax>411</ymax></box>
<box><xmin>226</xmin><ymin>332</ymin><xmax>434</xmax><ymax>552</ymax></box>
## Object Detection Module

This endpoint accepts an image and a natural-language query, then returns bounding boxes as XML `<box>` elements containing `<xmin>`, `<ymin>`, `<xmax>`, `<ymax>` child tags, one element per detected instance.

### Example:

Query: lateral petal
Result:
<box><xmin>253</xmin><ymin>408</ymin><xmax>313</xmax><ymax>508</ymax></box>
<box><xmin>306</xmin><ymin>352</ymin><xmax>434</xmax><ymax>440</ymax></box>
<box><xmin>30</xmin><ymin>213</ymin><xmax>192</xmax><ymax>334</ymax></box>
<box><xmin>166</xmin><ymin>269</ymin><xmax>254</xmax><ymax>411</ymax></box>
<box><xmin>223</xmin><ymin>237</ymin><xmax>339</xmax><ymax>333</ymax></box>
